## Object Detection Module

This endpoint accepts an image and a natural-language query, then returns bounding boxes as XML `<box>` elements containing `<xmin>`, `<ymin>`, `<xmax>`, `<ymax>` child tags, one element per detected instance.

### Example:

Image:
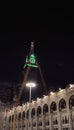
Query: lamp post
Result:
<box><xmin>26</xmin><ymin>82</ymin><xmax>36</xmax><ymax>130</ymax></box>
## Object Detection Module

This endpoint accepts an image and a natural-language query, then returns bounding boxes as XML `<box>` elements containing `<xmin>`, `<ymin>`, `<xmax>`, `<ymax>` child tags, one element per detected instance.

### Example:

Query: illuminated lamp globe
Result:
<box><xmin>26</xmin><ymin>82</ymin><xmax>36</xmax><ymax>88</ymax></box>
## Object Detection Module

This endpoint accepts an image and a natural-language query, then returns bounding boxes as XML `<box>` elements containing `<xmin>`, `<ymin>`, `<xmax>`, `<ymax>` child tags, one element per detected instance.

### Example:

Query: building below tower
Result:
<box><xmin>4</xmin><ymin>84</ymin><xmax>74</xmax><ymax>130</ymax></box>
<box><xmin>0</xmin><ymin>102</ymin><xmax>11</xmax><ymax>130</ymax></box>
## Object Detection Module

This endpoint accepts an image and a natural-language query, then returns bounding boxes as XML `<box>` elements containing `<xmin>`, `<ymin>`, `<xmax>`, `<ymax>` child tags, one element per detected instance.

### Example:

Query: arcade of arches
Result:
<box><xmin>4</xmin><ymin>88</ymin><xmax>74</xmax><ymax>130</ymax></box>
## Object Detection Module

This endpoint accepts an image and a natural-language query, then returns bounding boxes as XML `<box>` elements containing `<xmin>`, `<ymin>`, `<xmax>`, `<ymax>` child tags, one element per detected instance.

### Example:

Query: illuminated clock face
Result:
<box><xmin>29</xmin><ymin>54</ymin><xmax>36</xmax><ymax>64</ymax></box>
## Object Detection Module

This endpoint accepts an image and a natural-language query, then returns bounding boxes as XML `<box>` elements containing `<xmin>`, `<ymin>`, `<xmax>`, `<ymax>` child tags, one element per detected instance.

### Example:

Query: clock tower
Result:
<box><xmin>24</xmin><ymin>42</ymin><xmax>38</xmax><ymax>68</ymax></box>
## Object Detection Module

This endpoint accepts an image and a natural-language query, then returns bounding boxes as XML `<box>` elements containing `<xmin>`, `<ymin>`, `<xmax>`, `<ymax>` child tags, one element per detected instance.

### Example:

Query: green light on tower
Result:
<box><xmin>23</xmin><ymin>42</ymin><xmax>38</xmax><ymax>68</ymax></box>
<box><xmin>29</xmin><ymin>54</ymin><xmax>36</xmax><ymax>64</ymax></box>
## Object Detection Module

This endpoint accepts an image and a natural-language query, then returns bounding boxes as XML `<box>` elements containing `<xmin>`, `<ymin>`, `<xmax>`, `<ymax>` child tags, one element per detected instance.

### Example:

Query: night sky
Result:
<box><xmin>0</xmin><ymin>8</ymin><xmax>74</xmax><ymax>102</ymax></box>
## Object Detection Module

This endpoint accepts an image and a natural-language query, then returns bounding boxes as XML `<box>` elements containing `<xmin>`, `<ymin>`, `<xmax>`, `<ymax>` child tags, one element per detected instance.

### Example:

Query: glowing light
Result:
<box><xmin>37</xmin><ymin>97</ymin><xmax>40</xmax><ymax>101</ymax></box>
<box><xmin>27</xmin><ymin>63</ymin><xmax>38</xmax><ymax>68</ymax></box>
<box><xmin>43</xmin><ymin>95</ymin><xmax>47</xmax><ymax>99</ymax></box>
<box><xmin>59</xmin><ymin>88</ymin><xmax>62</xmax><ymax>91</ymax></box>
<box><xmin>69</xmin><ymin>84</ymin><xmax>74</xmax><ymax>89</ymax></box>
<box><xmin>29</xmin><ymin>54</ymin><xmax>36</xmax><ymax>64</ymax></box>
<box><xmin>32</xmin><ymin>100</ymin><xmax>35</xmax><ymax>104</ymax></box>
<box><xmin>50</xmin><ymin>92</ymin><xmax>55</xmax><ymax>95</ymax></box>
<box><xmin>59</xmin><ymin>88</ymin><xmax>64</xmax><ymax>93</ymax></box>
<box><xmin>26</xmin><ymin>82</ymin><xmax>36</xmax><ymax>88</ymax></box>
<box><xmin>23</xmin><ymin>54</ymin><xmax>38</xmax><ymax>68</ymax></box>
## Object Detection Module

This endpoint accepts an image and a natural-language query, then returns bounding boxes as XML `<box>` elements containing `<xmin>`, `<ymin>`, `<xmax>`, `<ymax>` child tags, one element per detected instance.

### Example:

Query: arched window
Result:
<box><xmin>37</xmin><ymin>106</ymin><xmax>41</xmax><ymax>116</ymax></box>
<box><xmin>43</xmin><ymin>104</ymin><xmax>48</xmax><ymax>114</ymax></box>
<box><xmin>50</xmin><ymin>102</ymin><xmax>57</xmax><ymax>113</ymax></box>
<box><xmin>59</xmin><ymin>98</ymin><xmax>66</xmax><ymax>110</ymax></box>
<box><xmin>12</xmin><ymin>115</ymin><xmax>14</xmax><ymax>122</ymax></box>
<box><xmin>9</xmin><ymin>116</ymin><xmax>11</xmax><ymax>123</ymax></box>
<box><xmin>4</xmin><ymin>116</ymin><xmax>7</xmax><ymax>121</ymax></box>
<box><xmin>22</xmin><ymin>111</ymin><xmax>25</xmax><ymax>120</ymax></box>
<box><xmin>65</xmin><ymin>116</ymin><xmax>69</xmax><ymax>124</ymax></box>
<box><xmin>69</xmin><ymin>95</ymin><xmax>74</xmax><ymax>109</ymax></box>
<box><xmin>31</xmin><ymin>108</ymin><xmax>35</xmax><ymax>117</ymax></box>
<box><xmin>18</xmin><ymin>112</ymin><xmax>21</xmax><ymax>120</ymax></box>
<box><xmin>55</xmin><ymin>117</ymin><xmax>58</xmax><ymax>124</ymax></box>
<box><xmin>26</xmin><ymin>110</ymin><xmax>29</xmax><ymax>119</ymax></box>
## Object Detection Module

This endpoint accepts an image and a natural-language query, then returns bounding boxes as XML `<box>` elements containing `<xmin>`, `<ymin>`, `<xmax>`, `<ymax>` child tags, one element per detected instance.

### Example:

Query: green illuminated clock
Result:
<box><xmin>29</xmin><ymin>54</ymin><xmax>36</xmax><ymax>64</ymax></box>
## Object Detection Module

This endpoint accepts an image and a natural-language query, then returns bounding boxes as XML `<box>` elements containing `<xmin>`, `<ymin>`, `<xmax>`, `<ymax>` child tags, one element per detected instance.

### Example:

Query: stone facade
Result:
<box><xmin>4</xmin><ymin>84</ymin><xmax>74</xmax><ymax>130</ymax></box>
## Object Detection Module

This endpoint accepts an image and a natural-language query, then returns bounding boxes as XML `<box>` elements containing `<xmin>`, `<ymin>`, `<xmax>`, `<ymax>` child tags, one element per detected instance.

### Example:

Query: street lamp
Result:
<box><xmin>26</xmin><ymin>82</ymin><xmax>36</xmax><ymax>130</ymax></box>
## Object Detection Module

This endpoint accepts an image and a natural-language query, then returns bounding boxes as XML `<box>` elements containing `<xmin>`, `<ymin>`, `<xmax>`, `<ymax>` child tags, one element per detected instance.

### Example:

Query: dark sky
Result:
<box><xmin>0</xmin><ymin>8</ymin><xmax>74</xmax><ymax>100</ymax></box>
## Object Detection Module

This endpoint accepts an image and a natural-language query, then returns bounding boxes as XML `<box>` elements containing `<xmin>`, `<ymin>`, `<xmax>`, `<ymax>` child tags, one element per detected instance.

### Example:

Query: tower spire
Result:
<box><xmin>30</xmin><ymin>41</ymin><xmax>34</xmax><ymax>55</ymax></box>
<box><xmin>31</xmin><ymin>41</ymin><xmax>34</xmax><ymax>49</ymax></box>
